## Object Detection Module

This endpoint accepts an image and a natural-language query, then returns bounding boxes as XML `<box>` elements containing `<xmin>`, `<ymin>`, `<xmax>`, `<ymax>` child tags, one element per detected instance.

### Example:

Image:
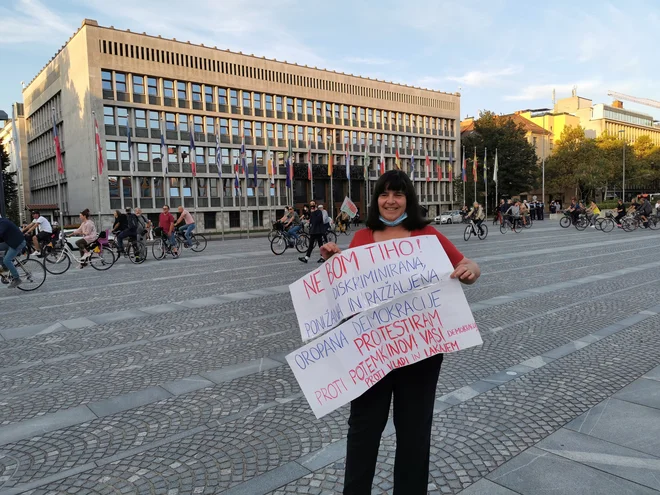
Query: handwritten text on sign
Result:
<box><xmin>286</xmin><ymin>283</ymin><xmax>482</xmax><ymax>418</ymax></box>
<box><xmin>290</xmin><ymin>235</ymin><xmax>454</xmax><ymax>341</ymax></box>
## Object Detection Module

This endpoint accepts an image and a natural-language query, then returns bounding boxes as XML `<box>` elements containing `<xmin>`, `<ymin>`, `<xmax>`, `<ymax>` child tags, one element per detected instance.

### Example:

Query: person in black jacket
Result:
<box><xmin>299</xmin><ymin>201</ymin><xmax>325</xmax><ymax>264</ymax></box>
<box><xmin>0</xmin><ymin>218</ymin><xmax>27</xmax><ymax>288</ymax></box>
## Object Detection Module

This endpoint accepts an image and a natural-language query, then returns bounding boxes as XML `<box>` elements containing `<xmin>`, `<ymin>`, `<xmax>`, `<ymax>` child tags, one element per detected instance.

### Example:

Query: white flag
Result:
<box><xmin>493</xmin><ymin>149</ymin><xmax>498</xmax><ymax>185</ymax></box>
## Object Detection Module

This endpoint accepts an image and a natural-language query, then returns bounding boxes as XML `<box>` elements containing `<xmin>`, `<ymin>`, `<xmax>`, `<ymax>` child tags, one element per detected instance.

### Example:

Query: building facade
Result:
<box><xmin>0</xmin><ymin>103</ymin><xmax>30</xmax><ymax>223</ymax></box>
<box><xmin>22</xmin><ymin>19</ymin><xmax>460</xmax><ymax>230</ymax></box>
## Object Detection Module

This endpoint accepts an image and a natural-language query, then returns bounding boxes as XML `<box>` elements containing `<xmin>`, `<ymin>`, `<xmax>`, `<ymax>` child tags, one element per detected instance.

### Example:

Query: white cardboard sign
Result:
<box><xmin>286</xmin><ymin>281</ymin><xmax>482</xmax><ymax>418</ymax></box>
<box><xmin>290</xmin><ymin>235</ymin><xmax>454</xmax><ymax>341</ymax></box>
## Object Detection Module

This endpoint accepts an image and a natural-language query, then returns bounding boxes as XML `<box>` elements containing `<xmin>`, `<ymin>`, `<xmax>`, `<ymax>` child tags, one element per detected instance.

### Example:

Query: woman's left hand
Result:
<box><xmin>450</xmin><ymin>258</ymin><xmax>481</xmax><ymax>284</ymax></box>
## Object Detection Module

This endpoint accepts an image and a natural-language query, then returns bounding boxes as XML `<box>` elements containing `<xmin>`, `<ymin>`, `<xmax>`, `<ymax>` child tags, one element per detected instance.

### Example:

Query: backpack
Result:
<box><xmin>127</xmin><ymin>214</ymin><xmax>138</xmax><ymax>230</ymax></box>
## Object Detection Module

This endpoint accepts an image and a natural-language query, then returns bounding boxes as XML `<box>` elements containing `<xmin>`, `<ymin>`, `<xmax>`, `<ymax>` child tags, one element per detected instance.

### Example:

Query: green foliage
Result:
<box><xmin>545</xmin><ymin>127</ymin><xmax>660</xmax><ymax>200</ymax></box>
<box><xmin>1</xmin><ymin>143</ymin><xmax>19</xmax><ymax>224</ymax></box>
<box><xmin>462</xmin><ymin>111</ymin><xmax>539</xmax><ymax>209</ymax></box>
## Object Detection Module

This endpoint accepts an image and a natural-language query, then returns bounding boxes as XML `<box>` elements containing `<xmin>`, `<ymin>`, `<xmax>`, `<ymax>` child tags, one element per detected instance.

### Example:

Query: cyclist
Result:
<box><xmin>505</xmin><ymin>201</ymin><xmax>521</xmax><ymax>228</ymax></box>
<box><xmin>157</xmin><ymin>205</ymin><xmax>178</xmax><ymax>256</ymax></box>
<box><xmin>467</xmin><ymin>201</ymin><xmax>485</xmax><ymax>235</ymax></box>
<box><xmin>586</xmin><ymin>201</ymin><xmax>601</xmax><ymax>227</ymax></box>
<box><xmin>70</xmin><ymin>209</ymin><xmax>97</xmax><ymax>267</ymax></box>
<box><xmin>0</xmin><ymin>218</ymin><xmax>27</xmax><ymax>288</ymax></box>
<box><xmin>116</xmin><ymin>207</ymin><xmax>138</xmax><ymax>257</ymax></box>
<box><xmin>335</xmin><ymin>211</ymin><xmax>350</xmax><ymax>233</ymax></box>
<box><xmin>614</xmin><ymin>199</ymin><xmax>626</xmax><ymax>226</ymax></box>
<box><xmin>22</xmin><ymin>210</ymin><xmax>53</xmax><ymax>257</ymax></box>
<box><xmin>134</xmin><ymin>208</ymin><xmax>151</xmax><ymax>242</ymax></box>
<box><xmin>566</xmin><ymin>198</ymin><xmax>581</xmax><ymax>225</ymax></box>
<box><xmin>174</xmin><ymin>206</ymin><xmax>195</xmax><ymax>247</ymax></box>
<box><xmin>284</xmin><ymin>206</ymin><xmax>302</xmax><ymax>247</ymax></box>
<box><xmin>639</xmin><ymin>197</ymin><xmax>652</xmax><ymax>228</ymax></box>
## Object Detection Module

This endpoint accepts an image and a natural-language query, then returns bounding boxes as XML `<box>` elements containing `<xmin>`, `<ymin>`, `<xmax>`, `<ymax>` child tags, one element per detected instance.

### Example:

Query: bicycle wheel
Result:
<box><xmin>296</xmin><ymin>233</ymin><xmax>309</xmax><ymax>253</ymax></box>
<box><xmin>500</xmin><ymin>221</ymin><xmax>509</xmax><ymax>234</ymax></box>
<box><xmin>268</xmin><ymin>230</ymin><xmax>278</xmax><ymax>242</ymax></box>
<box><xmin>270</xmin><ymin>234</ymin><xmax>287</xmax><ymax>255</ymax></box>
<box><xmin>594</xmin><ymin>218</ymin><xmax>604</xmax><ymax>231</ymax></box>
<box><xmin>649</xmin><ymin>217</ymin><xmax>660</xmax><ymax>230</ymax></box>
<box><xmin>575</xmin><ymin>216</ymin><xmax>589</xmax><ymax>231</ymax></box>
<box><xmin>190</xmin><ymin>234</ymin><xmax>207</xmax><ymax>252</ymax></box>
<box><xmin>463</xmin><ymin>226</ymin><xmax>472</xmax><ymax>241</ymax></box>
<box><xmin>559</xmin><ymin>216</ymin><xmax>571</xmax><ymax>228</ymax></box>
<box><xmin>512</xmin><ymin>220</ymin><xmax>523</xmax><ymax>233</ymax></box>
<box><xmin>43</xmin><ymin>248</ymin><xmax>71</xmax><ymax>275</ymax></box>
<box><xmin>523</xmin><ymin>216</ymin><xmax>533</xmax><ymax>229</ymax></box>
<box><xmin>90</xmin><ymin>246</ymin><xmax>115</xmax><ymax>270</ymax></box>
<box><xmin>326</xmin><ymin>231</ymin><xmax>337</xmax><ymax>244</ymax></box>
<box><xmin>127</xmin><ymin>242</ymin><xmax>146</xmax><ymax>264</ymax></box>
<box><xmin>478</xmin><ymin>224</ymin><xmax>488</xmax><ymax>240</ymax></box>
<box><xmin>15</xmin><ymin>259</ymin><xmax>47</xmax><ymax>291</ymax></box>
<box><xmin>152</xmin><ymin>239</ymin><xmax>166</xmax><ymax>260</ymax></box>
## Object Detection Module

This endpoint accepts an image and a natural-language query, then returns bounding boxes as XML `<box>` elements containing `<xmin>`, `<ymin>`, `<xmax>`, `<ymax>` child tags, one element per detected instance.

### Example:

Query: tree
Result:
<box><xmin>1</xmin><ymin>143</ymin><xmax>19</xmax><ymax>223</ymax></box>
<box><xmin>462</xmin><ymin>111</ymin><xmax>539</xmax><ymax>209</ymax></box>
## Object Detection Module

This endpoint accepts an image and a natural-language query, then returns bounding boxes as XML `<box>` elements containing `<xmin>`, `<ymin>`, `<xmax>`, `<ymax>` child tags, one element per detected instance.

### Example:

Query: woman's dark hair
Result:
<box><xmin>80</xmin><ymin>209</ymin><xmax>90</xmax><ymax>218</ymax></box>
<box><xmin>366</xmin><ymin>170</ymin><xmax>430</xmax><ymax>231</ymax></box>
<box><xmin>114</xmin><ymin>210</ymin><xmax>121</xmax><ymax>217</ymax></box>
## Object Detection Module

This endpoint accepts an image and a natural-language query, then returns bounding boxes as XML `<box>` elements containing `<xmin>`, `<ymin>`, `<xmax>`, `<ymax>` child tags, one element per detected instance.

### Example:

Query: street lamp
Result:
<box><xmin>0</xmin><ymin>109</ymin><xmax>8</xmax><ymax>218</ymax></box>
<box><xmin>618</xmin><ymin>130</ymin><xmax>626</xmax><ymax>201</ymax></box>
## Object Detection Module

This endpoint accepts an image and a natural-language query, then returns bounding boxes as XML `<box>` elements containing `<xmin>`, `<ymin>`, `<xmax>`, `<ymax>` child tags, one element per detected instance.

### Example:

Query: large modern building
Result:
<box><xmin>0</xmin><ymin>103</ymin><xmax>30</xmax><ymax>223</ymax></box>
<box><xmin>22</xmin><ymin>19</ymin><xmax>460</xmax><ymax>231</ymax></box>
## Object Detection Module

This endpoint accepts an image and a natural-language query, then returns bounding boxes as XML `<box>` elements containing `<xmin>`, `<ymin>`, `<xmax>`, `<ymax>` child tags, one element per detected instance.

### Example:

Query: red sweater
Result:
<box><xmin>349</xmin><ymin>225</ymin><xmax>464</xmax><ymax>267</ymax></box>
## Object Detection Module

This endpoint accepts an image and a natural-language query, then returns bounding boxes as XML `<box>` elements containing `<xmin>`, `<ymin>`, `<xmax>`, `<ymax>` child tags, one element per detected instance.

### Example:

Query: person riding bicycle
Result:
<box><xmin>0</xmin><ymin>218</ymin><xmax>27</xmax><ymax>288</ymax></box>
<box><xmin>284</xmin><ymin>206</ymin><xmax>302</xmax><ymax>246</ymax></box>
<box><xmin>22</xmin><ymin>210</ymin><xmax>53</xmax><ymax>258</ymax></box>
<box><xmin>467</xmin><ymin>202</ymin><xmax>485</xmax><ymax>234</ymax></box>
<box><xmin>639</xmin><ymin>197</ymin><xmax>652</xmax><ymax>228</ymax></box>
<box><xmin>566</xmin><ymin>198</ymin><xmax>581</xmax><ymax>225</ymax></box>
<box><xmin>586</xmin><ymin>201</ymin><xmax>601</xmax><ymax>227</ymax></box>
<box><xmin>157</xmin><ymin>205</ymin><xmax>178</xmax><ymax>256</ymax></box>
<box><xmin>134</xmin><ymin>208</ymin><xmax>151</xmax><ymax>242</ymax></box>
<box><xmin>116</xmin><ymin>207</ymin><xmax>139</xmax><ymax>257</ymax></box>
<box><xmin>505</xmin><ymin>201</ymin><xmax>521</xmax><ymax>227</ymax></box>
<box><xmin>336</xmin><ymin>211</ymin><xmax>350</xmax><ymax>233</ymax></box>
<box><xmin>614</xmin><ymin>199</ymin><xmax>626</xmax><ymax>226</ymax></box>
<box><xmin>496</xmin><ymin>199</ymin><xmax>506</xmax><ymax>224</ymax></box>
<box><xmin>70</xmin><ymin>209</ymin><xmax>97</xmax><ymax>267</ymax></box>
<box><xmin>174</xmin><ymin>206</ymin><xmax>195</xmax><ymax>248</ymax></box>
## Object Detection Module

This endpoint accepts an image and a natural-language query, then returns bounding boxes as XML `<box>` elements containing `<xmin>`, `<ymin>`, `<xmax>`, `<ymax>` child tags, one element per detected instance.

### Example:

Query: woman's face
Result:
<box><xmin>378</xmin><ymin>189</ymin><xmax>407</xmax><ymax>223</ymax></box>
<box><xmin>79</xmin><ymin>213</ymin><xmax>84</xmax><ymax>222</ymax></box>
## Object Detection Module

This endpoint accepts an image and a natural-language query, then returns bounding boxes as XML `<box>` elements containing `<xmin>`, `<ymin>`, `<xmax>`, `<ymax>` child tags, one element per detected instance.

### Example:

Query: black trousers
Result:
<box><xmin>343</xmin><ymin>354</ymin><xmax>443</xmax><ymax>495</ymax></box>
<box><xmin>305</xmin><ymin>233</ymin><xmax>324</xmax><ymax>258</ymax></box>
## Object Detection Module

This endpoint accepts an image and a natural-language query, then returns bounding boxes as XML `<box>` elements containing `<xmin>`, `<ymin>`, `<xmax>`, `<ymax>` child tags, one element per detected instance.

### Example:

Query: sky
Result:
<box><xmin>2</xmin><ymin>0</ymin><xmax>660</xmax><ymax>124</ymax></box>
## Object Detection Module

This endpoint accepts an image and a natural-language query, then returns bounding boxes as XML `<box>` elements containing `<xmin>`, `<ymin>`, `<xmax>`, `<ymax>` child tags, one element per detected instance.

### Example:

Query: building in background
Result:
<box><xmin>0</xmin><ymin>103</ymin><xmax>30</xmax><ymax>224</ymax></box>
<box><xmin>21</xmin><ymin>19</ymin><xmax>460</xmax><ymax>230</ymax></box>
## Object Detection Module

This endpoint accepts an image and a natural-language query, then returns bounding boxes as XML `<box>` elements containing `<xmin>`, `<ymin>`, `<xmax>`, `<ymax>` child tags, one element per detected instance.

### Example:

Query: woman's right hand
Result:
<box><xmin>320</xmin><ymin>242</ymin><xmax>341</xmax><ymax>260</ymax></box>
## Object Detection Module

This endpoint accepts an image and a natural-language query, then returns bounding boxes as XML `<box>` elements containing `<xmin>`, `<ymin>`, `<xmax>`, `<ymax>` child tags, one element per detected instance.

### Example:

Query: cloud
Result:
<box><xmin>444</xmin><ymin>66</ymin><xmax>522</xmax><ymax>88</ymax></box>
<box><xmin>0</xmin><ymin>0</ymin><xmax>76</xmax><ymax>44</ymax></box>
<box><xmin>504</xmin><ymin>80</ymin><xmax>601</xmax><ymax>101</ymax></box>
<box><xmin>343</xmin><ymin>57</ymin><xmax>393</xmax><ymax>66</ymax></box>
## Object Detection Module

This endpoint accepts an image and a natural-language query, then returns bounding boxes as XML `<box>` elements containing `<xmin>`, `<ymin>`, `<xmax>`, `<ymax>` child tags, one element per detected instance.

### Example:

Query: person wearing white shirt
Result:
<box><xmin>21</xmin><ymin>210</ymin><xmax>53</xmax><ymax>257</ymax></box>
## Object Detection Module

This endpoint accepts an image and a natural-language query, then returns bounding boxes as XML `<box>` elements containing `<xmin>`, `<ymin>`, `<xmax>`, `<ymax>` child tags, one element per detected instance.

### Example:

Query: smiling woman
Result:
<box><xmin>319</xmin><ymin>170</ymin><xmax>481</xmax><ymax>495</ymax></box>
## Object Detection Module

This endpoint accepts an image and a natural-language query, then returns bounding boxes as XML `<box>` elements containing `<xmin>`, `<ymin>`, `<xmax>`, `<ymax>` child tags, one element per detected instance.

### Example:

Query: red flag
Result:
<box><xmin>52</xmin><ymin>108</ymin><xmax>64</xmax><ymax>175</ymax></box>
<box><xmin>425</xmin><ymin>152</ymin><xmax>430</xmax><ymax>182</ymax></box>
<box><xmin>94</xmin><ymin>116</ymin><xmax>104</xmax><ymax>175</ymax></box>
<box><xmin>307</xmin><ymin>140</ymin><xmax>312</xmax><ymax>180</ymax></box>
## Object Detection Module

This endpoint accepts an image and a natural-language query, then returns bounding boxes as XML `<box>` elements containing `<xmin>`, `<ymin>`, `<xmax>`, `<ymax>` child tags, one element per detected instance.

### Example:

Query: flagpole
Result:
<box><xmin>462</xmin><ymin>146</ymin><xmax>466</xmax><ymax>209</ymax></box>
<box><xmin>495</xmin><ymin>148</ymin><xmax>498</xmax><ymax>218</ymax></box>
<box><xmin>215</xmin><ymin>120</ymin><xmax>224</xmax><ymax>241</ymax></box>
<box><xmin>329</xmin><ymin>138</ymin><xmax>334</xmax><ymax>218</ymax></box>
<box><xmin>484</xmin><ymin>147</ymin><xmax>488</xmax><ymax>219</ymax></box>
<box><xmin>92</xmin><ymin>111</ymin><xmax>102</xmax><ymax>225</ymax></box>
<box><xmin>473</xmin><ymin>146</ymin><xmax>477</xmax><ymax>205</ymax></box>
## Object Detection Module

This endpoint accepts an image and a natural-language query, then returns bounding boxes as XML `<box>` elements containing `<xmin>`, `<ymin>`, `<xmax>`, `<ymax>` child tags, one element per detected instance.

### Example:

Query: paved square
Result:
<box><xmin>1</xmin><ymin>222</ymin><xmax>660</xmax><ymax>494</ymax></box>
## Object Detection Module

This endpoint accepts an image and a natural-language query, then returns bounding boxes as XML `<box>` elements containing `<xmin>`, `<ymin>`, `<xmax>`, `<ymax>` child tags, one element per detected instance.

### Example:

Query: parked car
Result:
<box><xmin>434</xmin><ymin>210</ymin><xmax>462</xmax><ymax>224</ymax></box>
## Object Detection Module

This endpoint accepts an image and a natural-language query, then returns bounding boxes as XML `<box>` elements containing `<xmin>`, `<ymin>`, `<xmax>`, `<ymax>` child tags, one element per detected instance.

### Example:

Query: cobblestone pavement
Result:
<box><xmin>1</xmin><ymin>223</ymin><xmax>660</xmax><ymax>494</ymax></box>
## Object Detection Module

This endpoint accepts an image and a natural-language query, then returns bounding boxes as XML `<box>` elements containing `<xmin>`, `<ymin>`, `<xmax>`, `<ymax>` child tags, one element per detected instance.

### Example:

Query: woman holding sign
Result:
<box><xmin>321</xmin><ymin>169</ymin><xmax>481</xmax><ymax>495</ymax></box>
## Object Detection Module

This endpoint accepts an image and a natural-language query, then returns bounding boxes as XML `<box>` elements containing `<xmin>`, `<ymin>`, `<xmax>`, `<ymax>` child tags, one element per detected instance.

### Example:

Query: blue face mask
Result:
<box><xmin>379</xmin><ymin>212</ymin><xmax>408</xmax><ymax>227</ymax></box>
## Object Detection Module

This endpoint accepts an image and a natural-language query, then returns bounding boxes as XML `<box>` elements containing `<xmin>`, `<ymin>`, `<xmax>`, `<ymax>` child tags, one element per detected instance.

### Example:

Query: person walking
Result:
<box><xmin>298</xmin><ymin>201</ymin><xmax>325</xmax><ymax>264</ymax></box>
<box><xmin>320</xmin><ymin>170</ymin><xmax>480</xmax><ymax>495</ymax></box>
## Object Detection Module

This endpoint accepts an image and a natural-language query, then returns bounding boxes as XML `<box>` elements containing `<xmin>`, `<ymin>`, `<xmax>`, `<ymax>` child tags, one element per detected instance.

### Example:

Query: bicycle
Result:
<box><xmin>500</xmin><ymin>215</ymin><xmax>523</xmax><ymax>234</ymax></box>
<box><xmin>152</xmin><ymin>231</ymin><xmax>180</xmax><ymax>260</ymax></box>
<box><xmin>175</xmin><ymin>227</ymin><xmax>207</xmax><ymax>252</ymax></box>
<box><xmin>0</xmin><ymin>255</ymin><xmax>47</xmax><ymax>291</ymax></box>
<box><xmin>559</xmin><ymin>211</ymin><xmax>575</xmax><ymax>228</ymax></box>
<box><xmin>463</xmin><ymin>219</ymin><xmax>488</xmax><ymax>241</ymax></box>
<box><xmin>270</xmin><ymin>229</ymin><xmax>309</xmax><ymax>255</ymax></box>
<box><xmin>574</xmin><ymin>213</ymin><xmax>590</xmax><ymax>231</ymax></box>
<box><xmin>108</xmin><ymin>233</ymin><xmax>147</xmax><ymax>264</ymax></box>
<box><xmin>594</xmin><ymin>211</ymin><xmax>616</xmax><ymax>233</ymax></box>
<box><xmin>43</xmin><ymin>233</ymin><xmax>116</xmax><ymax>274</ymax></box>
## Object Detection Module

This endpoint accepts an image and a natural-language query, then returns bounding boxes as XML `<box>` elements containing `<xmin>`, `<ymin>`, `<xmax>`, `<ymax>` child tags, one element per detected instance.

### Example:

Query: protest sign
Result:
<box><xmin>289</xmin><ymin>235</ymin><xmax>454</xmax><ymax>341</ymax></box>
<box><xmin>340</xmin><ymin>196</ymin><xmax>358</xmax><ymax>218</ymax></box>
<box><xmin>286</xmin><ymin>282</ymin><xmax>481</xmax><ymax>418</ymax></box>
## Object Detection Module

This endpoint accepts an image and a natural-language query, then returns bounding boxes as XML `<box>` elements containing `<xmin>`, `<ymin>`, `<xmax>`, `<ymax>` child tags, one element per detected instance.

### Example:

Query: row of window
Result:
<box><xmin>99</xmin><ymin>40</ymin><xmax>455</xmax><ymax>110</ymax></box>
<box><xmin>101</xmin><ymin>70</ymin><xmax>457</xmax><ymax>132</ymax></box>
<box><xmin>25</xmin><ymin>94</ymin><xmax>63</xmax><ymax>142</ymax></box>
